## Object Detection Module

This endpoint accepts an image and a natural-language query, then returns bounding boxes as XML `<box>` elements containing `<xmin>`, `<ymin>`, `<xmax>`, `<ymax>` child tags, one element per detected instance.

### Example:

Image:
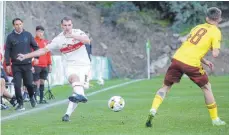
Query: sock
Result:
<box><xmin>33</xmin><ymin>84</ymin><xmax>38</xmax><ymax>101</ymax></box>
<box><xmin>9</xmin><ymin>96</ymin><xmax>16</xmax><ymax>106</ymax></box>
<box><xmin>65</xmin><ymin>100</ymin><xmax>78</xmax><ymax>116</ymax></box>
<box><xmin>151</xmin><ymin>94</ymin><xmax>163</xmax><ymax>111</ymax></box>
<box><xmin>71</xmin><ymin>103</ymin><xmax>78</xmax><ymax>114</ymax></box>
<box><xmin>25</xmin><ymin>84</ymin><xmax>35</xmax><ymax>99</ymax></box>
<box><xmin>72</xmin><ymin>82</ymin><xmax>85</xmax><ymax>96</ymax></box>
<box><xmin>40</xmin><ymin>84</ymin><xmax>44</xmax><ymax>101</ymax></box>
<box><xmin>206</xmin><ymin>102</ymin><xmax>218</xmax><ymax>120</ymax></box>
<box><xmin>33</xmin><ymin>84</ymin><xmax>39</xmax><ymax>96</ymax></box>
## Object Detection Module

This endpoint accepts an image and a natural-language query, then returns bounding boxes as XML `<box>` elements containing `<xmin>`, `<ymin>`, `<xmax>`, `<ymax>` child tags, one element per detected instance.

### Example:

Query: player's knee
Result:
<box><xmin>68</xmin><ymin>74</ymin><xmax>80</xmax><ymax>83</ymax></box>
<box><xmin>164</xmin><ymin>80</ymin><xmax>173</xmax><ymax>87</ymax></box>
<box><xmin>162</xmin><ymin>84</ymin><xmax>171</xmax><ymax>92</ymax></box>
<box><xmin>157</xmin><ymin>85</ymin><xmax>171</xmax><ymax>98</ymax></box>
<box><xmin>201</xmin><ymin>82</ymin><xmax>211</xmax><ymax>91</ymax></box>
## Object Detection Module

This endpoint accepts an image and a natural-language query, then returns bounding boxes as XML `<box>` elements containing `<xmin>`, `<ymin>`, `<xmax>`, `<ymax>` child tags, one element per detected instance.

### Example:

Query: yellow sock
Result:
<box><xmin>206</xmin><ymin>102</ymin><xmax>218</xmax><ymax>120</ymax></box>
<box><xmin>151</xmin><ymin>95</ymin><xmax>163</xmax><ymax>111</ymax></box>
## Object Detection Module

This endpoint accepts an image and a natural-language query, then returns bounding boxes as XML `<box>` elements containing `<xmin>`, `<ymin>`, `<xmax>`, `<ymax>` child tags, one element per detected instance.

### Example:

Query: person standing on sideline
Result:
<box><xmin>4</xmin><ymin>18</ymin><xmax>39</xmax><ymax>111</ymax></box>
<box><xmin>33</xmin><ymin>25</ymin><xmax>52</xmax><ymax>104</ymax></box>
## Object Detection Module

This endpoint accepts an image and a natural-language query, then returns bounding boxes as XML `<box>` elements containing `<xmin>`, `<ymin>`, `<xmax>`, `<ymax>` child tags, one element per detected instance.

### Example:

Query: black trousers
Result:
<box><xmin>12</xmin><ymin>64</ymin><xmax>34</xmax><ymax>105</ymax></box>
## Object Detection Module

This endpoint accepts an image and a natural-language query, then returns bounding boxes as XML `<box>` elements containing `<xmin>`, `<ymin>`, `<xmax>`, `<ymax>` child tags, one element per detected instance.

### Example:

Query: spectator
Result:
<box><xmin>0</xmin><ymin>78</ymin><xmax>17</xmax><ymax>110</ymax></box>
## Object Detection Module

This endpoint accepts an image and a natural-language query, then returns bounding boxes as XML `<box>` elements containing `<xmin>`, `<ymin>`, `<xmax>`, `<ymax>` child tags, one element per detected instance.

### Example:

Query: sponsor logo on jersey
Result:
<box><xmin>60</xmin><ymin>42</ymin><xmax>84</xmax><ymax>54</ymax></box>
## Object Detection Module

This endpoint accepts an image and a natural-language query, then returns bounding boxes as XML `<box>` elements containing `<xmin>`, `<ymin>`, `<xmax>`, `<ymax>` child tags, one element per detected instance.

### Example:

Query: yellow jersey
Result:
<box><xmin>173</xmin><ymin>23</ymin><xmax>221</xmax><ymax>67</ymax></box>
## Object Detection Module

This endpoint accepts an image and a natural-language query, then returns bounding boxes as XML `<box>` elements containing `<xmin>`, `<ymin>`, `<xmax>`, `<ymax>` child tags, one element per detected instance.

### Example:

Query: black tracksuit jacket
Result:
<box><xmin>4</xmin><ymin>30</ymin><xmax>39</xmax><ymax>66</ymax></box>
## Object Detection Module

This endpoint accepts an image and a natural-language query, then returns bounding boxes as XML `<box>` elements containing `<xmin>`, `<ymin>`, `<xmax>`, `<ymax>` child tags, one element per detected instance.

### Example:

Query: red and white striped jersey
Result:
<box><xmin>46</xmin><ymin>29</ymin><xmax>91</xmax><ymax>66</ymax></box>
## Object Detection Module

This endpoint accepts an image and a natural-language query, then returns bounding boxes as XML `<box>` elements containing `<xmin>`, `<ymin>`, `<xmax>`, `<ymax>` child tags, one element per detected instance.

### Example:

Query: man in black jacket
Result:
<box><xmin>4</xmin><ymin>18</ymin><xmax>39</xmax><ymax>111</ymax></box>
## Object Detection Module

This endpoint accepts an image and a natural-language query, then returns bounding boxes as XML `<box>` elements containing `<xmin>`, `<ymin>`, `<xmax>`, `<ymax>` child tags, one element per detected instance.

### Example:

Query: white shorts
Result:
<box><xmin>65</xmin><ymin>65</ymin><xmax>91</xmax><ymax>84</ymax></box>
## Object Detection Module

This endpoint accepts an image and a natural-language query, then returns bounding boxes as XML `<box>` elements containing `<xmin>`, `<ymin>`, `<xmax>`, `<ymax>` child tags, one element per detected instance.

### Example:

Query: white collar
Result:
<box><xmin>14</xmin><ymin>30</ymin><xmax>23</xmax><ymax>34</ymax></box>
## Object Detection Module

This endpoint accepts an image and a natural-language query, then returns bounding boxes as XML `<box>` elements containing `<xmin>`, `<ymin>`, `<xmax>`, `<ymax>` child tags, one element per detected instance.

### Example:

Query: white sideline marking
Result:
<box><xmin>1</xmin><ymin>79</ymin><xmax>143</xmax><ymax>122</ymax></box>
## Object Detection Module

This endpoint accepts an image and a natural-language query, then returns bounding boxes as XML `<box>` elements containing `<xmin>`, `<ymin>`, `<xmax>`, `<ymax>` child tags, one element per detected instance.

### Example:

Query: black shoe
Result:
<box><xmin>62</xmin><ymin>114</ymin><xmax>70</xmax><ymax>122</ymax></box>
<box><xmin>9</xmin><ymin>97</ymin><xmax>18</xmax><ymax>107</ymax></box>
<box><xmin>145</xmin><ymin>114</ymin><xmax>154</xmax><ymax>127</ymax></box>
<box><xmin>30</xmin><ymin>96</ymin><xmax>37</xmax><ymax>108</ymax></box>
<box><xmin>68</xmin><ymin>94</ymin><xmax>88</xmax><ymax>103</ymax></box>
<box><xmin>15</xmin><ymin>104</ymin><xmax>25</xmax><ymax>111</ymax></box>
<box><xmin>39</xmin><ymin>100</ymin><xmax>48</xmax><ymax>104</ymax></box>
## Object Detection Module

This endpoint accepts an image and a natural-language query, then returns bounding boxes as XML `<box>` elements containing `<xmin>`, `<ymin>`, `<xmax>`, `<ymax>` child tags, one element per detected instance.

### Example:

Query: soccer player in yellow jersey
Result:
<box><xmin>146</xmin><ymin>7</ymin><xmax>226</xmax><ymax>127</ymax></box>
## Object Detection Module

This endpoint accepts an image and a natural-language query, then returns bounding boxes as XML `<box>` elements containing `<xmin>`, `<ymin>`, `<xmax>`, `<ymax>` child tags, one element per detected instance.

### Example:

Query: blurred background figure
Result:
<box><xmin>33</xmin><ymin>25</ymin><xmax>52</xmax><ymax>104</ymax></box>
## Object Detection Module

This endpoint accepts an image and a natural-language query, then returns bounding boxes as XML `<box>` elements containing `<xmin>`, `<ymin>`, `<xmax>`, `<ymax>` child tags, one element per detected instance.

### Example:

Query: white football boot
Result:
<box><xmin>212</xmin><ymin>118</ymin><xmax>226</xmax><ymax>126</ymax></box>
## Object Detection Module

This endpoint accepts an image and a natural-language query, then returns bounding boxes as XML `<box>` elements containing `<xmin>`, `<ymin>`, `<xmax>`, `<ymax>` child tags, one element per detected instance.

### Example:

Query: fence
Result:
<box><xmin>46</xmin><ymin>55</ymin><xmax>112</xmax><ymax>87</ymax></box>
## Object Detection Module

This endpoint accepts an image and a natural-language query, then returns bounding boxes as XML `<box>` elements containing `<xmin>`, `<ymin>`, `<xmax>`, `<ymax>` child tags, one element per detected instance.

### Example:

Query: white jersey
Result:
<box><xmin>46</xmin><ymin>29</ymin><xmax>91</xmax><ymax>66</ymax></box>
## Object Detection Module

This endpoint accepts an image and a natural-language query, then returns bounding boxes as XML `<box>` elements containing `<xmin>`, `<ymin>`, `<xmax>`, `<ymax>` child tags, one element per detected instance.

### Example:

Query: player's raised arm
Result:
<box><xmin>65</xmin><ymin>30</ymin><xmax>90</xmax><ymax>44</ymax></box>
<box><xmin>211</xmin><ymin>30</ymin><xmax>221</xmax><ymax>58</ymax></box>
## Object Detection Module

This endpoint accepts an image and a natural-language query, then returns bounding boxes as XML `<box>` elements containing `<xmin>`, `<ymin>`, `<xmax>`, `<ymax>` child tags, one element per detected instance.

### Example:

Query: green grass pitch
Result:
<box><xmin>1</xmin><ymin>76</ymin><xmax>229</xmax><ymax>135</ymax></box>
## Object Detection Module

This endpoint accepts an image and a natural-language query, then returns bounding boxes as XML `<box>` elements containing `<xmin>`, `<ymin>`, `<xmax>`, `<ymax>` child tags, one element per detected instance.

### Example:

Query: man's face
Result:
<box><xmin>35</xmin><ymin>30</ymin><xmax>44</xmax><ymax>39</ymax></box>
<box><xmin>13</xmin><ymin>20</ymin><xmax>23</xmax><ymax>32</ymax></box>
<box><xmin>61</xmin><ymin>20</ymin><xmax>73</xmax><ymax>33</ymax></box>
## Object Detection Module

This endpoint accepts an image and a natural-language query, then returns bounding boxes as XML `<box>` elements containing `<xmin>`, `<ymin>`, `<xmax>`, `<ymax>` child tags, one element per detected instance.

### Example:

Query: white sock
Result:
<box><xmin>65</xmin><ymin>100</ymin><xmax>78</xmax><ymax>116</ymax></box>
<box><xmin>150</xmin><ymin>108</ymin><xmax>157</xmax><ymax>116</ymax></box>
<box><xmin>72</xmin><ymin>103</ymin><xmax>78</xmax><ymax>113</ymax></box>
<box><xmin>72</xmin><ymin>82</ymin><xmax>85</xmax><ymax>96</ymax></box>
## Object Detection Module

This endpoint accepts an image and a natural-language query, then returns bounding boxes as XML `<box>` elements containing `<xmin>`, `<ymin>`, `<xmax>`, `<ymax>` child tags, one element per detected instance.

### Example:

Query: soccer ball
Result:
<box><xmin>108</xmin><ymin>96</ymin><xmax>125</xmax><ymax>112</ymax></box>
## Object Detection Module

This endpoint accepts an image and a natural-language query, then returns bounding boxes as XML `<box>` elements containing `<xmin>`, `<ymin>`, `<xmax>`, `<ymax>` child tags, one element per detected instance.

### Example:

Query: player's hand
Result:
<box><xmin>206</xmin><ymin>60</ymin><xmax>214</xmax><ymax>71</ymax></box>
<box><xmin>6</xmin><ymin>66</ymin><xmax>11</xmax><ymax>74</ymax></box>
<box><xmin>33</xmin><ymin>58</ymin><xmax>39</xmax><ymax>65</ymax></box>
<box><xmin>17</xmin><ymin>54</ymin><xmax>26</xmax><ymax>61</ymax></box>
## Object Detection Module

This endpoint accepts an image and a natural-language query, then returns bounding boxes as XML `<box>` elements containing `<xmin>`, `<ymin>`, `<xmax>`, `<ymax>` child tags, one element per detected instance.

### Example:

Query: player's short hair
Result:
<box><xmin>206</xmin><ymin>7</ymin><xmax>222</xmax><ymax>21</ymax></box>
<box><xmin>36</xmin><ymin>25</ymin><xmax>45</xmax><ymax>31</ymax></box>
<box><xmin>12</xmin><ymin>18</ymin><xmax>23</xmax><ymax>25</ymax></box>
<box><xmin>61</xmin><ymin>17</ymin><xmax>72</xmax><ymax>24</ymax></box>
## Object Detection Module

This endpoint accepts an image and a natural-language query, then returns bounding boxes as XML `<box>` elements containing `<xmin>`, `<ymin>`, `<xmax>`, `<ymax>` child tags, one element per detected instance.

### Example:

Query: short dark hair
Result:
<box><xmin>61</xmin><ymin>16</ymin><xmax>72</xmax><ymax>24</ymax></box>
<box><xmin>206</xmin><ymin>7</ymin><xmax>222</xmax><ymax>21</ymax></box>
<box><xmin>12</xmin><ymin>18</ymin><xmax>23</xmax><ymax>25</ymax></box>
<box><xmin>36</xmin><ymin>25</ymin><xmax>45</xmax><ymax>31</ymax></box>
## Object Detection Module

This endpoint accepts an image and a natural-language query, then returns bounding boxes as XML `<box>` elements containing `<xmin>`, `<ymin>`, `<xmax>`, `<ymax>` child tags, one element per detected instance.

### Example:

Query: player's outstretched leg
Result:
<box><xmin>201</xmin><ymin>83</ymin><xmax>226</xmax><ymax>126</ymax></box>
<box><xmin>146</xmin><ymin>85</ymin><xmax>171</xmax><ymax>127</ymax></box>
<box><xmin>62</xmin><ymin>100</ymin><xmax>78</xmax><ymax>122</ymax></box>
<box><xmin>62</xmin><ymin>74</ymin><xmax>88</xmax><ymax>121</ymax></box>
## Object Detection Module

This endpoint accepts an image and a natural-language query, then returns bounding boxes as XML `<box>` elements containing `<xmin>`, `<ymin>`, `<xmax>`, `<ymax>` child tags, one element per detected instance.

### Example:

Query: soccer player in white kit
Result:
<box><xmin>17</xmin><ymin>17</ymin><xmax>91</xmax><ymax>121</ymax></box>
